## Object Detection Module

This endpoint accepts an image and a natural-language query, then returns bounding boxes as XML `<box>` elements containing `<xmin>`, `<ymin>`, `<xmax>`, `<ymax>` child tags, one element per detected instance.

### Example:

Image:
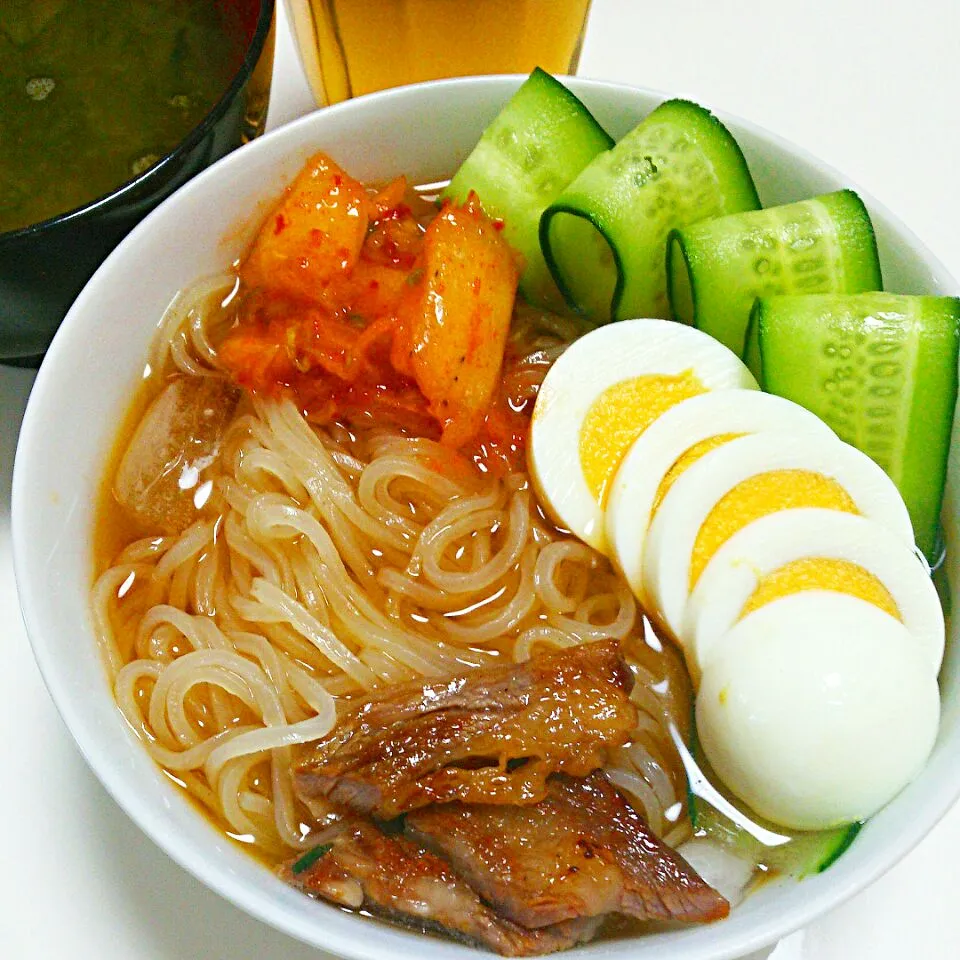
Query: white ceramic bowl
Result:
<box><xmin>12</xmin><ymin>76</ymin><xmax>960</xmax><ymax>960</ymax></box>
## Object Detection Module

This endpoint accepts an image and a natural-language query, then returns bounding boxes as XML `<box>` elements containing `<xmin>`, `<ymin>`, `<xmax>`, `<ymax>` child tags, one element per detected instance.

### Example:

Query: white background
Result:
<box><xmin>4</xmin><ymin>1</ymin><xmax>960</xmax><ymax>957</ymax></box>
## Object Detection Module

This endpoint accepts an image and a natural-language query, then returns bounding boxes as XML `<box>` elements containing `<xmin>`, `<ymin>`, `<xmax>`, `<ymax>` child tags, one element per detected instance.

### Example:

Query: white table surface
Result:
<box><xmin>4</xmin><ymin>1</ymin><xmax>960</xmax><ymax>957</ymax></box>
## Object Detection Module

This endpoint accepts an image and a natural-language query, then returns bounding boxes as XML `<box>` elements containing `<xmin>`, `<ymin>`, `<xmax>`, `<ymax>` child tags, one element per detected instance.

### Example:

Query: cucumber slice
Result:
<box><xmin>669</xmin><ymin>190</ymin><xmax>882</xmax><ymax>357</ymax></box>
<box><xmin>443</xmin><ymin>68</ymin><xmax>613</xmax><ymax>312</ymax></box>
<box><xmin>693</xmin><ymin>798</ymin><xmax>861</xmax><ymax>879</ymax></box>
<box><xmin>541</xmin><ymin>99</ymin><xmax>760</xmax><ymax>324</ymax></box>
<box><xmin>743</xmin><ymin>303</ymin><xmax>762</xmax><ymax>376</ymax></box>
<box><xmin>755</xmin><ymin>292</ymin><xmax>960</xmax><ymax>561</ymax></box>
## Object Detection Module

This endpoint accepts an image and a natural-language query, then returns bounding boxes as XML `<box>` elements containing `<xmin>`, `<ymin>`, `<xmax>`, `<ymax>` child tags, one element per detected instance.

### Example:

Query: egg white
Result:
<box><xmin>683</xmin><ymin>507</ymin><xmax>943</xmax><ymax>682</ymax></box>
<box><xmin>642</xmin><ymin>431</ymin><xmax>915</xmax><ymax>640</ymax></box>
<box><xmin>529</xmin><ymin>318</ymin><xmax>757</xmax><ymax>553</ymax></box>
<box><xmin>605</xmin><ymin>390</ymin><xmax>836</xmax><ymax>604</ymax></box>
<box><xmin>696</xmin><ymin>591</ymin><xmax>939</xmax><ymax>831</ymax></box>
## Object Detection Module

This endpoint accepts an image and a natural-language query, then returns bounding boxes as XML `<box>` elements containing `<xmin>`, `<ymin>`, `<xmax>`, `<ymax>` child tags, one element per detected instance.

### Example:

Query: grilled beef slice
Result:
<box><xmin>283</xmin><ymin>819</ymin><xmax>601</xmax><ymax>956</ymax></box>
<box><xmin>294</xmin><ymin>640</ymin><xmax>638</xmax><ymax>818</ymax></box>
<box><xmin>406</xmin><ymin>772</ymin><xmax>729</xmax><ymax>928</ymax></box>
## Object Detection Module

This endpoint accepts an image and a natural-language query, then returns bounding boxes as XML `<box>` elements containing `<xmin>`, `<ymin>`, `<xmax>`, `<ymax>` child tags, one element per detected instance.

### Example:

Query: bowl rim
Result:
<box><xmin>0</xmin><ymin>0</ymin><xmax>276</xmax><ymax>244</ymax></box>
<box><xmin>13</xmin><ymin>73</ymin><xmax>960</xmax><ymax>960</ymax></box>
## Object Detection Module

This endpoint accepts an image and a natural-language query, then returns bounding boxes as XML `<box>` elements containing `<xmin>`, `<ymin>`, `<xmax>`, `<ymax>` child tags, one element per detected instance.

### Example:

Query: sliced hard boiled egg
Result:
<box><xmin>696</xmin><ymin>591</ymin><xmax>939</xmax><ymax>831</ymax></box>
<box><xmin>529</xmin><ymin>318</ymin><xmax>757</xmax><ymax>552</ymax></box>
<box><xmin>684</xmin><ymin>508</ymin><xmax>943</xmax><ymax>680</ymax></box>
<box><xmin>605</xmin><ymin>390</ymin><xmax>836</xmax><ymax>603</ymax></box>
<box><xmin>642</xmin><ymin>431</ymin><xmax>914</xmax><ymax>640</ymax></box>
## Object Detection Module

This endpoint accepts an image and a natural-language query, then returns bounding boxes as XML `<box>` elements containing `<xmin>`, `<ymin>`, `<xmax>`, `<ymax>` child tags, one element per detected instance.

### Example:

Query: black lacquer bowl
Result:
<box><xmin>0</xmin><ymin>0</ymin><xmax>275</xmax><ymax>363</ymax></box>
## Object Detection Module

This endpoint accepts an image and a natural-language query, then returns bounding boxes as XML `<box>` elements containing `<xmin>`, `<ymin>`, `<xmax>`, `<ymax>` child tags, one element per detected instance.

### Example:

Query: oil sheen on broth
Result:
<box><xmin>90</xmin><ymin>163</ymin><xmax>735</xmax><ymax>950</ymax></box>
<box><xmin>89</xmin><ymin>159</ymin><xmax>874</xmax><ymax>954</ymax></box>
<box><xmin>0</xmin><ymin>0</ymin><xmax>247</xmax><ymax>233</ymax></box>
<box><xmin>92</xmin><ymin>351</ymin><xmax>695</xmax><ymax>869</ymax></box>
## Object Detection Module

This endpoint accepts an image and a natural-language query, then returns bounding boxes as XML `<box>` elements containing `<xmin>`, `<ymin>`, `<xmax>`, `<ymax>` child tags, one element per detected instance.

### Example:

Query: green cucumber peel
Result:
<box><xmin>755</xmin><ymin>292</ymin><xmax>960</xmax><ymax>561</ymax></box>
<box><xmin>443</xmin><ymin>68</ymin><xmax>613</xmax><ymax>312</ymax></box>
<box><xmin>541</xmin><ymin>98</ymin><xmax>760</xmax><ymax>324</ymax></box>
<box><xmin>669</xmin><ymin>189</ymin><xmax>883</xmax><ymax>356</ymax></box>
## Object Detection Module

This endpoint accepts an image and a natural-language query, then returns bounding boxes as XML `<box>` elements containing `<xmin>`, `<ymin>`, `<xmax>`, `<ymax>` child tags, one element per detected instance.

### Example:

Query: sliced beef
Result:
<box><xmin>294</xmin><ymin>640</ymin><xmax>638</xmax><ymax>818</ymax></box>
<box><xmin>406</xmin><ymin>772</ymin><xmax>729</xmax><ymax>929</ymax></box>
<box><xmin>282</xmin><ymin>819</ymin><xmax>601</xmax><ymax>956</ymax></box>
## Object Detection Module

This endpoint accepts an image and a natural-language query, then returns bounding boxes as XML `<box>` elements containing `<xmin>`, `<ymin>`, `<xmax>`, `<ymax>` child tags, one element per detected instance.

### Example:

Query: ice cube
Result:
<box><xmin>114</xmin><ymin>375</ymin><xmax>239</xmax><ymax>535</ymax></box>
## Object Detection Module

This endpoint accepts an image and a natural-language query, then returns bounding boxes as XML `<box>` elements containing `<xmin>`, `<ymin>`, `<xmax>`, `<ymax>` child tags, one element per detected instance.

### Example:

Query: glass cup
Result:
<box><xmin>285</xmin><ymin>0</ymin><xmax>592</xmax><ymax>106</ymax></box>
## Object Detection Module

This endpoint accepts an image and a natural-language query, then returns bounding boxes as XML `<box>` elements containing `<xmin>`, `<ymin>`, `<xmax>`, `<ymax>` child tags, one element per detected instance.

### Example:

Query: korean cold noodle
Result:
<box><xmin>0</xmin><ymin>0</ymin><xmax>257</xmax><ymax>234</ymax></box>
<box><xmin>92</xmin><ymin>74</ymin><xmax>949</xmax><ymax>955</ymax></box>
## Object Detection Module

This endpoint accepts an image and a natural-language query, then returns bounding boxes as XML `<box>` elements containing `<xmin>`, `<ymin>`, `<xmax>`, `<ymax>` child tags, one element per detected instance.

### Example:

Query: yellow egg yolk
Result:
<box><xmin>579</xmin><ymin>370</ymin><xmax>705</xmax><ymax>506</ymax></box>
<box><xmin>740</xmin><ymin>557</ymin><xmax>901</xmax><ymax>620</ymax></box>
<box><xmin>651</xmin><ymin>433</ymin><xmax>744</xmax><ymax>515</ymax></box>
<box><xmin>689</xmin><ymin>470</ymin><xmax>858</xmax><ymax>588</ymax></box>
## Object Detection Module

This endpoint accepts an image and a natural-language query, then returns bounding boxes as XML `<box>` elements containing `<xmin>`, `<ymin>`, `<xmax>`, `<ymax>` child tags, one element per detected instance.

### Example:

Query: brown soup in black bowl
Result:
<box><xmin>0</xmin><ymin>0</ymin><xmax>275</xmax><ymax>363</ymax></box>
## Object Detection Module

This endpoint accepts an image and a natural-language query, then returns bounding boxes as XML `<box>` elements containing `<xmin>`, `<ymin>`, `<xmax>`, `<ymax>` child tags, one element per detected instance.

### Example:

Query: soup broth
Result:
<box><xmin>92</xmin><ymin>272</ymin><xmax>695</xmax><ymax>864</ymax></box>
<box><xmin>92</xmin><ymin>158</ymin><xmax>863</xmax><ymax>951</ymax></box>
<box><xmin>0</xmin><ymin>0</ymin><xmax>249</xmax><ymax>233</ymax></box>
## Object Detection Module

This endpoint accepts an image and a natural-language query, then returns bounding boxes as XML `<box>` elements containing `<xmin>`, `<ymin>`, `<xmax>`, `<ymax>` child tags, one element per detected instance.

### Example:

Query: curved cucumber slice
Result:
<box><xmin>669</xmin><ymin>190</ymin><xmax>882</xmax><ymax>357</ymax></box>
<box><xmin>443</xmin><ymin>68</ymin><xmax>613</xmax><ymax>312</ymax></box>
<box><xmin>755</xmin><ymin>292</ymin><xmax>960</xmax><ymax>561</ymax></box>
<box><xmin>541</xmin><ymin>99</ymin><xmax>760</xmax><ymax>324</ymax></box>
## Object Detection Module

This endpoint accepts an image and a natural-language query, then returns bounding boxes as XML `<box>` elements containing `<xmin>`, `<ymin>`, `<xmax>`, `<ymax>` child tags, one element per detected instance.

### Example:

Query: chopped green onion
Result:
<box><xmin>291</xmin><ymin>842</ymin><xmax>333</xmax><ymax>875</ymax></box>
